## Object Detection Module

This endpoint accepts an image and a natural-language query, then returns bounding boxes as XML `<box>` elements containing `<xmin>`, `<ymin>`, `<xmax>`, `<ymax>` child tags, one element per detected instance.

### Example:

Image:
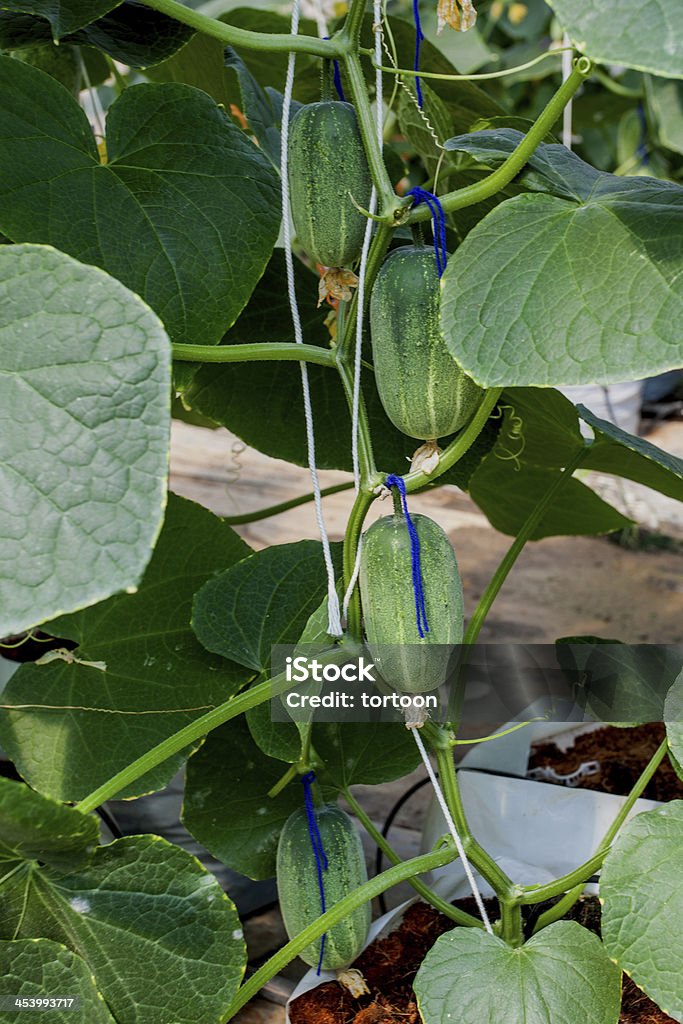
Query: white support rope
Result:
<box><xmin>350</xmin><ymin>1</ymin><xmax>384</xmax><ymax>494</ymax></box>
<box><xmin>411</xmin><ymin>727</ymin><xmax>494</xmax><ymax>934</ymax></box>
<box><xmin>281</xmin><ymin>0</ymin><xmax>343</xmax><ymax>637</ymax></box>
<box><xmin>561</xmin><ymin>32</ymin><xmax>573</xmax><ymax>149</ymax></box>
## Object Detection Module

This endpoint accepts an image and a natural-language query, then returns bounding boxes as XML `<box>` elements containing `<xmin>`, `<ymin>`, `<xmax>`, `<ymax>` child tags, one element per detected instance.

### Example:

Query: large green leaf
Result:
<box><xmin>183</xmin><ymin>716</ymin><xmax>302</xmax><ymax>879</ymax></box>
<box><xmin>414</xmin><ymin>921</ymin><xmax>621</xmax><ymax>1024</ymax></box>
<box><xmin>0</xmin><ymin>244</ymin><xmax>170</xmax><ymax>637</ymax></box>
<box><xmin>0</xmin><ymin>495</ymin><xmax>253</xmax><ymax>801</ymax></box>
<box><xmin>0</xmin><ymin>57</ymin><xmax>280</xmax><ymax>349</ymax></box>
<box><xmin>440</xmin><ymin>138</ymin><xmax>683</xmax><ymax>387</ymax></box>
<box><xmin>0</xmin><ymin>0</ymin><xmax>119</xmax><ymax>35</ymax></box>
<box><xmin>316</xmin><ymin>722</ymin><xmax>421</xmax><ymax>791</ymax></box>
<box><xmin>665</xmin><ymin>670</ymin><xmax>683</xmax><ymax>779</ymax></box>
<box><xmin>192</xmin><ymin>540</ymin><xmax>340</xmax><ymax>673</ymax></box>
<box><xmin>360</xmin><ymin>15</ymin><xmax>503</xmax><ymax>130</ymax></box>
<box><xmin>186</xmin><ymin>250</ymin><xmax>496</xmax><ymax>482</ymax></box>
<box><xmin>646</xmin><ymin>77</ymin><xmax>683</xmax><ymax>155</ymax></box>
<box><xmin>0</xmin><ymin>939</ymin><xmax>115</xmax><ymax>1023</ymax></box>
<box><xmin>0</xmin><ymin>802</ymin><xmax>245</xmax><ymax>1024</ymax></box>
<box><xmin>0</xmin><ymin>777</ymin><xmax>98</xmax><ymax>871</ymax></box>
<box><xmin>580</xmin><ymin>406</ymin><xmax>683</xmax><ymax>501</ymax></box>
<box><xmin>558</xmin><ymin>639</ymin><xmax>681</xmax><ymax>725</ymax></box>
<box><xmin>601</xmin><ymin>802</ymin><xmax>683</xmax><ymax>1022</ymax></box>
<box><xmin>0</xmin><ymin>4</ymin><xmax>193</xmax><ymax>67</ymax></box>
<box><xmin>468</xmin><ymin>399</ymin><xmax>631</xmax><ymax>538</ymax></box>
<box><xmin>547</xmin><ymin>0</ymin><xmax>683</xmax><ymax>79</ymax></box>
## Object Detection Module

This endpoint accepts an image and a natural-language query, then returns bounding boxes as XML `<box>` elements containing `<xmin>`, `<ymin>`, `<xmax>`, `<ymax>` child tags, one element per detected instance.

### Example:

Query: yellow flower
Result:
<box><xmin>437</xmin><ymin>0</ymin><xmax>477</xmax><ymax>33</ymax></box>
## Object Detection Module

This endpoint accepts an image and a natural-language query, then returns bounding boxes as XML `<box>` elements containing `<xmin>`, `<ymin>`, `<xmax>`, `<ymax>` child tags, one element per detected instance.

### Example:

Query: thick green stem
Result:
<box><xmin>463</xmin><ymin>446</ymin><xmax>588</xmax><ymax>646</ymax></box>
<box><xmin>342</xmin><ymin>0</ymin><xmax>370</xmax><ymax>46</ymax></box>
<box><xmin>518</xmin><ymin>738</ymin><xmax>668</xmax><ymax>905</ymax></box>
<box><xmin>338</xmin><ymin>222</ymin><xmax>392</xmax><ymax>358</ymax></box>
<box><xmin>224</xmin><ymin>844</ymin><xmax>458</xmax><ymax>1020</ymax></box>
<box><xmin>343</xmin><ymin>787</ymin><xmax>482</xmax><ymax>929</ymax></box>
<box><xmin>343</xmin><ymin>488</ymin><xmax>377</xmax><ymax>638</ymax></box>
<box><xmin>337</xmin><ymin>361</ymin><xmax>378</xmax><ymax>486</ymax></box>
<box><xmin>137</xmin><ymin>0</ymin><xmax>340</xmax><ymax>56</ymax></box>
<box><xmin>222</xmin><ymin>482</ymin><xmax>354</xmax><ymax>525</ymax></box>
<box><xmin>531</xmin><ymin>883</ymin><xmax>585</xmax><ymax>934</ymax></box>
<box><xmin>434</xmin><ymin>745</ymin><xmax>516</xmax><ymax>899</ymax></box>
<box><xmin>403</xmin><ymin>58</ymin><xmax>593</xmax><ymax>225</ymax></box>
<box><xmin>172</xmin><ymin>342</ymin><xmax>334</xmax><ymax>367</ymax></box>
<box><xmin>403</xmin><ymin>388</ymin><xmax>503</xmax><ymax>495</ymax></box>
<box><xmin>75</xmin><ymin>649</ymin><xmax>352</xmax><ymax>814</ymax></box>
<box><xmin>344</xmin><ymin>52</ymin><xmax>398</xmax><ymax>214</ymax></box>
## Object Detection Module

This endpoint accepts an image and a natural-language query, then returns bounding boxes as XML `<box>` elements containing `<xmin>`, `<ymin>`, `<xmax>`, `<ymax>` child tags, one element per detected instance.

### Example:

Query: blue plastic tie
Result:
<box><xmin>301</xmin><ymin>771</ymin><xmax>329</xmax><ymax>975</ymax></box>
<box><xmin>412</xmin><ymin>0</ymin><xmax>425</xmax><ymax>108</ymax></box>
<box><xmin>385</xmin><ymin>475</ymin><xmax>429</xmax><ymax>638</ymax></box>
<box><xmin>323</xmin><ymin>37</ymin><xmax>346</xmax><ymax>101</ymax></box>
<box><xmin>406</xmin><ymin>187</ymin><xmax>448</xmax><ymax>277</ymax></box>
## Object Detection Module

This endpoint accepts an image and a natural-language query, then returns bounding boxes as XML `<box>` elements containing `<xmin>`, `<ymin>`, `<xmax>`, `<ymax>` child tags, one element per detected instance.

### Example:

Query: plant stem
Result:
<box><xmin>463</xmin><ymin>446</ymin><xmax>588</xmax><ymax>646</ymax></box>
<box><xmin>403</xmin><ymin>58</ymin><xmax>593</xmax><ymax>225</ymax></box>
<box><xmin>224</xmin><ymin>845</ymin><xmax>458</xmax><ymax>1019</ymax></box>
<box><xmin>339</xmin><ymin>222</ymin><xmax>392</xmax><ymax>358</ymax></box>
<box><xmin>518</xmin><ymin>737</ymin><xmax>668</xmax><ymax>905</ymax></box>
<box><xmin>343</xmin><ymin>788</ymin><xmax>482</xmax><ymax>929</ymax></box>
<box><xmin>222</xmin><ymin>482</ymin><xmax>354</xmax><ymax>525</ymax></box>
<box><xmin>337</xmin><ymin>360</ymin><xmax>379</xmax><ymax>486</ymax></box>
<box><xmin>434</xmin><ymin>745</ymin><xmax>516</xmax><ymax>899</ymax></box>
<box><xmin>342</xmin><ymin>0</ymin><xmax>370</xmax><ymax>47</ymax></box>
<box><xmin>531</xmin><ymin>883</ymin><xmax>585</xmax><ymax>935</ymax></box>
<box><xmin>344</xmin><ymin>52</ymin><xmax>398</xmax><ymax>215</ymax></box>
<box><xmin>137</xmin><ymin>0</ymin><xmax>340</xmax><ymax>56</ymax></box>
<box><xmin>342</xmin><ymin>487</ymin><xmax>377</xmax><ymax>638</ymax></box>
<box><xmin>172</xmin><ymin>342</ymin><xmax>334</xmax><ymax>367</ymax></box>
<box><xmin>402</xmin><ymin>388</ymin><xmax>503</xmax><ymax>494</ymax></box>
<box><xmin>75</xmin><ymin>649</ymin><xmax>352</xmax><ymax>814</ymax></box>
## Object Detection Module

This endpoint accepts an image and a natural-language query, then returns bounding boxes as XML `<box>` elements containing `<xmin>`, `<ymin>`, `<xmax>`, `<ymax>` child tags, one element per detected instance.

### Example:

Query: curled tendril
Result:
<box><xmin>491</xmin><ymin>403</ymin><xmax>525</xmax><ymax>471</ymax></box>
<box><xmin>0</xmin><ymin>631</ymin><xmax>56</xmax><ymax>650</ymax></box>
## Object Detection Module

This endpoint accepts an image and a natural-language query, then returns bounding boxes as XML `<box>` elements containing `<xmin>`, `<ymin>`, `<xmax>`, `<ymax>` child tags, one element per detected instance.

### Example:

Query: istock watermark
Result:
<box><xmin>270</xmin><ymin>643</ymin><xmax>683</xmax><ymax>725</ymax></box>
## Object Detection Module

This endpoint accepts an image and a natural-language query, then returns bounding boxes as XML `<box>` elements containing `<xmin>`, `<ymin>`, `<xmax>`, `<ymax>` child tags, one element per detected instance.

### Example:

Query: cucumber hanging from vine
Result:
<box><xmin>359</xmin><ymin>509</ymin><xmax>464</xmax><ymax>695</ymax></box>
<box><xmin>370</xmin><ymin>245</ymin><xmax>484</xmax><ymax>441</ymax></box>
<box><xmin>288</xmin><ymin>100</ymin><xmax>372</xmax><ymax>269</ymax></box>
<box><xmin>276</xmin><ymin>801</ymin><xmax>371</xmax><ymax>971</ymax></box>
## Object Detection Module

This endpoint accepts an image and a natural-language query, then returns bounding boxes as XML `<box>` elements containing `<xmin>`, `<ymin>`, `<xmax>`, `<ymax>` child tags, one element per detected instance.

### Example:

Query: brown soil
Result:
<box><xmin>528</xmin><ymin>723</ymin><xmax>683</xmax><ymax>802</ymax></box>
<box><xmin>289</xmin><ymin>900</ymin><xmax>674</xmax><ymax>1024</ymax></box>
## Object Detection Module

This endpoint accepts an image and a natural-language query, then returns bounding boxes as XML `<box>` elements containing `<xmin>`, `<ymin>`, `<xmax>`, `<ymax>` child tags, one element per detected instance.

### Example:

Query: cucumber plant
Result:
<box><xmin>0</xmin><ymin>1</ymin><xmax>682</xmax><ymax>1023</ymax></box>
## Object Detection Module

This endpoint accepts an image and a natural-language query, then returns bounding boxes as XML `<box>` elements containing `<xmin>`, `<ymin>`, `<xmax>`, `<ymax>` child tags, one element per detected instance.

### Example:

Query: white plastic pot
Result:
<box><xmin>421</xmin><ymin>713</ymin><xmax>661</xmax><ymax>899</ymax></box>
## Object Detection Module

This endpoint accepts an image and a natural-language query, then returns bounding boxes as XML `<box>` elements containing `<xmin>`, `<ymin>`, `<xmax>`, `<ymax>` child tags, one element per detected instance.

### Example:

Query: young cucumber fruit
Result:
<box><xmin>277</xmin><ymin>803</ymin><xmax>371</xmax><ymax>971</ymax></box>
<box><xmin>288</xmin><ymin>101</ymin><xmax>372</xmax><ymax>268</ymax></box>
<box><xmin>360</xmin><ymin>513</ymin><xmax>463</xmax><ymax>694</ymax></box>
<box><xmin>370</xmin><ymin>245</ymin><xmax>483</xmax><ymax>440</ymax></box>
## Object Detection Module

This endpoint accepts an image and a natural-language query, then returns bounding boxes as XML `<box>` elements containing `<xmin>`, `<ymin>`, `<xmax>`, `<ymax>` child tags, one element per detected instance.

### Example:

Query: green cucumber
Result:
<box><xmin>359</xmin><ymin>512</ymin><xmax>463</xmax><ymax>693</ymax></box>
<box><xmin>288</xmin><ymin>101</ymin><xmax>372</xmax><ymax>268</ymax></box>
<box><xmin>277</xmin><ymin>803</ymin><xmax>370</xmax><ymax>970</ymax></box>
<box><xmin>370</xmin><ymin>245</ymin><xmax>483</xmax><ymax>440</ymax></box>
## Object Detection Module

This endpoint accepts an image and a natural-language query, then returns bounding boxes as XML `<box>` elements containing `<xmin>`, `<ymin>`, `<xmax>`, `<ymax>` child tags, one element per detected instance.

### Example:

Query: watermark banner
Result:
<box><xmin>269</xmin><ymin>642</ymin><xmax>683</xmax><ymax>725</ymax></box>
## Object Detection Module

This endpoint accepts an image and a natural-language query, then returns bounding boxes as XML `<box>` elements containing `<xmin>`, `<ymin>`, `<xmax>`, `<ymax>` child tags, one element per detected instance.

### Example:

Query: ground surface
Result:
<box><xmin>169</xmin><ymin>417</ymin><xmax>683</xmax><ymax>1023</ymax></box>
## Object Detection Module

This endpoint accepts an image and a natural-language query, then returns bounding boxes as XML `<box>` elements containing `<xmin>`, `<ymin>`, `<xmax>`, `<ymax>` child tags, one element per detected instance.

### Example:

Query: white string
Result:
<box><xmin>411</xmin><ymin>727</ymin><xmax>494</xmax><ymax>934</ymax></box>
<box><xmin>561</xmin><ymin>33</ymin><xmax>573</xmax><ymax>149</ymax></box>
<box><xmin>311</xmin><ymin>0</ymin><xmax>329</xmax><ymax>38</ymax></box>
<box><xmin>342</xmin><ymin>537</ymin><xmax>363</xmax><ymax>621</ymax></box>
<box><xmin>281</xmin><ymin>0</ymin><xmax>343</xmax><ymax>637</ymax></box>
<box><xmin>350</xmin><ymin>2</ymin><xmax>384</xmax><ymax>493</ymax></box>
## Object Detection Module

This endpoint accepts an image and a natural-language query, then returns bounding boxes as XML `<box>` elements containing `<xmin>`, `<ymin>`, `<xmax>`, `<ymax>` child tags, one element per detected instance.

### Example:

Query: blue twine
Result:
<box><xmin>301</xmin><ymin>771</ymin><xmax>329</xmax><ymax>975</ymax></box>
<box><xmin>406</xmin><ymin>187</ymin><xmax>448</xmax><ymax>277</ymax></box>
<box><xmin>412</xmin><ymin>0</ymin><xmax>425</xmax><ymax>108</ymax></box>
<box><xmin>323</xmin><ymin>37</ymin><xmax>346</xmax><ymax>101</ymax></box>
<box><xmin>385</xmin><ymin>475</ymin><xmax>429</xmax><ymax>638</ymax></box>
